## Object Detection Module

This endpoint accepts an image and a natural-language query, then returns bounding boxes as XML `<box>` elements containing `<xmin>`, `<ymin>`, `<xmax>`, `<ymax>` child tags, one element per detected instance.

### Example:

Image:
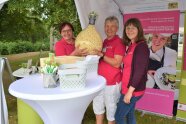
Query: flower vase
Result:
<box><xmin>43</xmin><ymin>73</ymin><xmax>57</xmax><ymax>88</ymax></box>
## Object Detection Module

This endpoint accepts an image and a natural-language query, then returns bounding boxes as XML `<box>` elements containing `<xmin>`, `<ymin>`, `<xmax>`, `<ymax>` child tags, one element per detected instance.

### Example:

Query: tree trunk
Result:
<box><xmin>50</xmin><ymin>27</ymin><xmax>58</xmax><ymax>52</ymax></box>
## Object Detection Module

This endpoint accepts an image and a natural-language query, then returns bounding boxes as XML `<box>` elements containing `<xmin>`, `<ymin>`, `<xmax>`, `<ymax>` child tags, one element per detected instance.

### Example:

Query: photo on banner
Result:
<box><xmin>124</xmin><ymin>10</ymin><xmax>180</xmax><ymax>117</ymax></box>
<box><xmin>146</xmin><ymin>33</ymin><xmax>178</xmax><ymax>90</ymax></box>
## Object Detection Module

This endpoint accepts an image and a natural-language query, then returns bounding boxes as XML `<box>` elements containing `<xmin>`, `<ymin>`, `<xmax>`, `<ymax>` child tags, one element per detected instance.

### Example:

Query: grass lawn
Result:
<box><xmin>2</xmin><ymin>52</ymin><xmax>186</xmax><ymax>124</ymax></box>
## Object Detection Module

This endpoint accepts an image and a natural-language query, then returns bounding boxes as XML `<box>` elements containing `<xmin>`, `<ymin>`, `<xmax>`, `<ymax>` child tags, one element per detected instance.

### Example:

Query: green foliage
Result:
<box><xmin>0</xmin><ymin>42</ymin><xmax>9</xmax><ymax>55</ymax></box>
<box><xmin>10</xmin><ymin>41</ymin><xmax>34</xmax><ymax>53</ymax></box>
<box><xmin>33</xmin><ymin>42</ymin><xmax>50</xmax><ymax>51</ymax></box>
<box><xmin>0</xmin><ymin>40</ymin><xmax>49</xmax><ymax>55</ymax></box>
<box><xmin>0</xmin><ymin>3</ymin><xmax>48</xmax><ymax>42</ymax></box>
<box><xmin>41</xmin><ymin>0</ymin><xmax>82</xmax><ymax>36</ymax></box>
<box><xmin>0</xmin><ymin>0</ymin><xmax>81</xmax><ymax>42</ymax></box>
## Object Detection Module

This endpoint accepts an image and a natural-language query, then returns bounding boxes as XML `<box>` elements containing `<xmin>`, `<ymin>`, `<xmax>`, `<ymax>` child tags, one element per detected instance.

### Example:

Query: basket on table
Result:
<box><xmin>77</xmin><ymin>55</ymin><xmax>100</xmax><ymax>78</ymax></box>
<box><xmin>58</xmin><ymin>63</ymin><xmax>87</xmax><ymax>89</ymax></box>
<box><xmin>58</xmin><ymin>55</ymin><xmax>100</xmax><ymax>89</ymax></box>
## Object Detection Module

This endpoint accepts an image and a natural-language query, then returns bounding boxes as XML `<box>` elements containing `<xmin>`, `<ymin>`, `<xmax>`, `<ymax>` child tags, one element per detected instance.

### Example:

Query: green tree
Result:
<box><xmin>0</xmin><ymin>0</ymin><xmax>81</xmax><ymax>43</ymax></box>
<box><xmin>0</xmin><ymin>2</ymin><xmax>47</xmax><ymax>43</ymax></box>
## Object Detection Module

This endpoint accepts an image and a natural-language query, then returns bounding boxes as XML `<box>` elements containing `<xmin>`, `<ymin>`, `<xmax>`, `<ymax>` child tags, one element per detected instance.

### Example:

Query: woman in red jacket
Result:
<box><xmin>115</xmin><ymin>18</ymin><xmax>149</xmax><ymax>124</ymax></box>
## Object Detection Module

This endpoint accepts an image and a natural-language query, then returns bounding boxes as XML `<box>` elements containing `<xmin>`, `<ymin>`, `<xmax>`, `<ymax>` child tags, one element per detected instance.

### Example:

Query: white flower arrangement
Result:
<box><xmin>41</xmin><ymin>53</ymin><xmax>58</xmax><ymax>74</ymax></box>
<box><xmin>41</xmin><ymin>64</ymin><xmax>58</xmax><ymax>74</ymax></box>
<box><xmin>41</xmin><ymin>53</ymin><xmax>58</xmax><ymax>88</ymax></box>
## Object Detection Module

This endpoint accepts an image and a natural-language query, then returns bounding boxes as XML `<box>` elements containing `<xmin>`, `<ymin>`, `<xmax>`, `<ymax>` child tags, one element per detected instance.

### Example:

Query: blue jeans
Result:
<box><xmin>115</xmin><ymin>94</ymin><xmax>142</xmax><ymax>124</ymax></box>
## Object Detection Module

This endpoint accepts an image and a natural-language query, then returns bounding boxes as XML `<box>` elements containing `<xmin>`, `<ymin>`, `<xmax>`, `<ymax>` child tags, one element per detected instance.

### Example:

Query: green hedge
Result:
<box><xmin>0</xmin><ymin>41</ymin><xmax>50</xmax><ymax>55</ymax></box>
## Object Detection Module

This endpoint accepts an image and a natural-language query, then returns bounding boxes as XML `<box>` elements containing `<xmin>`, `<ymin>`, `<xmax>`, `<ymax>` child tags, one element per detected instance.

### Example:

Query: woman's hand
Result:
<box><xmin>123</xmin><ymin>92</ymin><xmax>132</xmax><ymax>104</ymax></box>
<box><xmin>72</xmin><ymin>45</ymin><xmax>88</xmax><ymax>56</ymax></box>
<box><xmin>123</xmin><ymin>86</ymin><xmax>135</xmax><ymax>104</ymax></box>
<box><xmin>78</xmin><ymin>48</ymin><xmax>88</xmax><ymax>56</ymax></box>
<box><xmin>93</xmin><ymin>49</ymin><xmax>104</xmax><ymax>57</ymax></box>
<box><xmin>148</xmin><ymin>70</ymin><xmax>156</xmax><ymax>77</ymax></box>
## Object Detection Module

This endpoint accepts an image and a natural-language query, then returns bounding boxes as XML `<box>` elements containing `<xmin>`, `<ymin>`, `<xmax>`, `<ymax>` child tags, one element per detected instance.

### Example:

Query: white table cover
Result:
<box><xmin>9</xmin><ymin>74</ymin><xmax>105</xmax><ymax>124</ymax></box>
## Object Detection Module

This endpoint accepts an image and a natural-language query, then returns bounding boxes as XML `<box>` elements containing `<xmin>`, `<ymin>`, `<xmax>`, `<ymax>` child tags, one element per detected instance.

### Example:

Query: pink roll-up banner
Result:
<box><xmin>124</xmin><ymin>10</ymin><xmax>180</xmax><ymax>117</ymax></box>
<box><xmin>136</xmin><ymin>88</ymin><xmax>174</xmax><ymax>116</ymax></box>
<box><xmin>124</xmin><ymin>11</ymin><xmax>180</xmax><ymax>34</ymax></box>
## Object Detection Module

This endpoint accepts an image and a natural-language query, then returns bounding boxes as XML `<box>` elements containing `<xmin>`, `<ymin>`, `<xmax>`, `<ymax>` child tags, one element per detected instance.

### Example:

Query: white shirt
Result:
<box><xmin>150</xmin><ymin>47</ymin><xmax>177</xmax><ymax>68</ymax></box>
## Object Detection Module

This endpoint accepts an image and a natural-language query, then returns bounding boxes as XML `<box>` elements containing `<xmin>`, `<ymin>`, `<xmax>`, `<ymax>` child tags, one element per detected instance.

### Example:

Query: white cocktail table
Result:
<box><xmin>9</xmin><ymin>74</ymin><xmax>106</xmax><ymax>124</ymax></box>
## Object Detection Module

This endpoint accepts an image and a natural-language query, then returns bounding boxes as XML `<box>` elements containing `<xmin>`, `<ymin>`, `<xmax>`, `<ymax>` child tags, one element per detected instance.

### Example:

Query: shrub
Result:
<box><xmin>33</xmin><ymin>42</ymin><xmax>50</xmax><ymax>51</ymax></box>
<box><xmin>0</xmin><ymin>42</ymin><xmax>9</xmax><ymax>55</ymax></box>
<box><xmin>0</xmin><ymin>40</ymin><xmax>50</xmax><ymax>55</ymax></box>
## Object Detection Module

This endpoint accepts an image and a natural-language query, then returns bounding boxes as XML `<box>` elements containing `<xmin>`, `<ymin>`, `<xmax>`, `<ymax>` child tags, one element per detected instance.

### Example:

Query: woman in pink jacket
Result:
<box><xmin>115</xmin><ymin>18</ymin><xmax>149</xmax><ymax>124</ymax></box>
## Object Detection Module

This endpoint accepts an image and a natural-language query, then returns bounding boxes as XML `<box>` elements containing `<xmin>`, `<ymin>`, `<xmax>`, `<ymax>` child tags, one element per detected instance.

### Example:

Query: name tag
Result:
<box><xmin>102</xmin><ymin>47</ymin><xmax>106</xmax><ymax>52</ymax></box>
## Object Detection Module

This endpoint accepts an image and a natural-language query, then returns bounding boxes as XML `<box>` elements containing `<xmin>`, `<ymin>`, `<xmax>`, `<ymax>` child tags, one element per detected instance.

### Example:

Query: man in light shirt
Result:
<box><xmin>147</xmin><ymin>33</ymin><xmax>177</xmax><ymax>89</ymax></box>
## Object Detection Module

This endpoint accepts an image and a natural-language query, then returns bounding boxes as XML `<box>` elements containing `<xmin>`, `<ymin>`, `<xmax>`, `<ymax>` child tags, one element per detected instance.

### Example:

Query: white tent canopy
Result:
<box><xmin>0</xmin><ymin>0</ymin><xmax>8</xmax><ymax>10</ymax></box>
<box><xmin>74</xmin><ymin>0</ymin><xmax>186</xmax><ymax>39</ymax></box>
<box><xmin>74</xmin><ymin>0</ymin><xmax>124</xmax><ymax>39</ymax></box>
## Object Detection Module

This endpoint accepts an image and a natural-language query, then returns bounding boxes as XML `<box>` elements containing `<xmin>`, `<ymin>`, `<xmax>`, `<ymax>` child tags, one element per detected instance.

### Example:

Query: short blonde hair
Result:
<box><xmin>105</xmin><ymin>16</ymin><xmax>119</xmax><ymax>28</ymax></box>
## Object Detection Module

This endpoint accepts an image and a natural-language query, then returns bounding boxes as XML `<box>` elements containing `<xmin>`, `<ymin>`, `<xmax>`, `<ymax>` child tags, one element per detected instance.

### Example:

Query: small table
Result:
<box><xmin>12</xmin><ymin>67</ymin><xmax>34</xmax><ymax>78</ymax></box>
<box><xmin>9</xmin><ymin>74</ymin><xmax>106</xmax><ymax>124</ymax></box>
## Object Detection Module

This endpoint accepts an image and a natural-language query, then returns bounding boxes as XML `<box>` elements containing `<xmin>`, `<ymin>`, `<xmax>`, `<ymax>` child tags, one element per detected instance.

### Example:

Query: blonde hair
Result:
<box><xmin>105</xmin><ymin>16</ymin><xmax>119</xmax><ymax>28</ymax></box>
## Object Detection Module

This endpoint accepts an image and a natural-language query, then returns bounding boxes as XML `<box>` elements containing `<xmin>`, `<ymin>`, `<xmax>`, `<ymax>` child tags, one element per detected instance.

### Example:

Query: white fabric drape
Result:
<box><xmin>0</xmin><ymin>0</ymin><xmax>8</xmax><ymax>10</ymax></box>
<box><xmin>74</xmin><ymin>0</ymin><xmax>124</xmax><ymax>39</ymax></box>
<box><xmin>0</xmin><ymin>58</ymin><xmax>9</xmax><ymax>124</ymax></box>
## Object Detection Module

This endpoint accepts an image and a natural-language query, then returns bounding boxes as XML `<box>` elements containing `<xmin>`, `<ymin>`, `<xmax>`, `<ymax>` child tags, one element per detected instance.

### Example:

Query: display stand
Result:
<box><xmin>1</xmin><ymin>57</ymin><xmax>15</xmax><ymax>124</ymax></box>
